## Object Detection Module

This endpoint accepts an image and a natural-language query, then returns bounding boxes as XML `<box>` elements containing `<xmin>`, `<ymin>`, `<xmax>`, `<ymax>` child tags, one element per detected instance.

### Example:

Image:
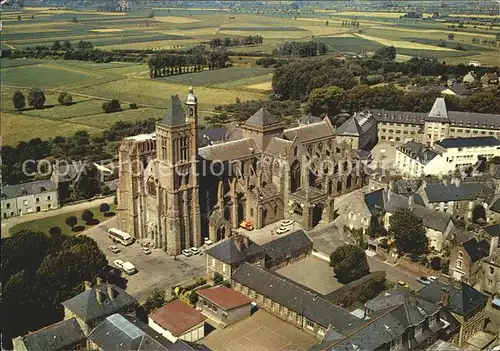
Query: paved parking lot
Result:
<box><xmin>85</xmin><ymin>217</ymin><xmax>206</xmax><ymax>302</ymax></box>
<box><xmin>201</xmin><ymin>309</ymin><xmax>318</xmax><ymax>351</ymax></box>
<box><xmin>277</xmin><ymin>256</ymin><xmax>342</xmax><ymax>295</ymax></box>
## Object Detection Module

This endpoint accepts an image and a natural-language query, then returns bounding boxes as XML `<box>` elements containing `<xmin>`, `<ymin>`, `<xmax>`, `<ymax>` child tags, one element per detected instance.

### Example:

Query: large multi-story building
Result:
<box><xmin>343</xmin><ymin>97</ymin><xmax>500</xmax><ymax>147</ymax></box>
<box><xmin>117</xmin><ymin>88</ymin><xmax>365</xmax><ymax>255</ymax></box>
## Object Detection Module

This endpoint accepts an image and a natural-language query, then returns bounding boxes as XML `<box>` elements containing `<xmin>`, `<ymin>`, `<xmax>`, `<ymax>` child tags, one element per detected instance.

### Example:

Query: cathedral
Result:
<box><xmin>116</xmin><ymin>88</ymin><xmax>365</xmax><ymax>255</ymax></box>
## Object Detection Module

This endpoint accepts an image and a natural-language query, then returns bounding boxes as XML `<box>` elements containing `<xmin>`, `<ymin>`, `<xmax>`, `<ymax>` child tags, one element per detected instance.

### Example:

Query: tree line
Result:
<box><xmin>305</xmin><ymin>84</ymin><xmax>500</xmax><ymax>117</ymax></box>
<box><xmin>341</xmin><ymin>20</ymin><xmax>360</xmax><ymax>27</ymax></box>
<box><xmin>147</xmin><ymin>50</ymin><xmax>228</xmax><ymax>78</ymax></box>
<box><xmin>208</xmin><ymin>35</ymin><xmax>263</xmax><ymax>48</ymax></box>
<box><xmin>273</xmin><ymin>40</ymin><xmax>328</xmax><ymax>57</ymax></box>
<box><xmin>272</xmin><ymin>55</ymin><xmax>499</xmax><ymax>100</ymax></box>
<box><xmin>2</xmin><ymin>119</ymin><xmax>158</xmax><ymax>186</ymax></box>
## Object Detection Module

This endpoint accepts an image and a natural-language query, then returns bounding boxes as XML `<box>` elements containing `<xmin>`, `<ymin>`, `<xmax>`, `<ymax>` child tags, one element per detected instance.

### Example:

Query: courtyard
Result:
<box><xmin>201</xmin><ymin>309</ymin><xmax>319</xmax><ymax>351</ymax></box>
<box><xmin>85</xmin><ymin>217</ymin><xmax>206</xmax><ymax>302</ymax></box>
<box><xmin>277</xmin><ymin>256</ymin><xmax>343</xmax><ymax>295</ymax></box>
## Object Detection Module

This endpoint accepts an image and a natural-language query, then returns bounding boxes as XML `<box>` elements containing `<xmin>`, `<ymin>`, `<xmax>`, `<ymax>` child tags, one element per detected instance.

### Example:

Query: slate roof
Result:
<box><xmin>88</xmin><ymin>313</ymin><xmax>172</xmax><ymax>351</ymax></box>
<box><xmin>261</xmin><ymin>229</ymin><xmax>313</xmax><ymax>261</ymax></box>
<box><xmin>283</xmin><ymin>120</ymin><xmax>334</xmax><ymax>142</ymax></box>
<box><xmin>231</xmin><ymin>262</ymin><xmax>361</xmax><ymax>333</ymax></box>
<box><xmin>445</xmin><ymin>83</ymin><xmax>468</xmax><ymax>96</ymax></box>
<box><xmin>205</xmin><ymin>236</ymin><xmax>264</xmax><ymax>265</ymax></box>
<box><xmin>1</xmin><ymin>179</ymin><xmax>57</xmax><ymax>200</ymax></box>
<box><xmin>417</xmin><ymin>280</ymin><xmax>488</xmax><ymax>316</ymax></box>
<box><xmin>435</xmin><ymin>136</ymin><xmax>500</xmax><ymax>149</ymax></box>
<box><xmin>245</xmin><ymin>107</ymin><xmax>280</xmax><ymax>127</ymax></box>
<box><xmin>483</xmin><ymin>223</ymin><xmax>500</xmax><ymax>237</ymax></box>
<box><xmin>336</xmin><ymin>110</ymin><xmax>376</xmax><ymax>137</ymax></box>
<box><xmin>410</xmin><ymin>205</ymin><xmax>452</xmax><ymax>232</ymax></box>
<box><xmin>264</xmin><ymin>137</ymin><xmax>293</xmax><ymax>158</ymax></box>
<box><xmin>427</xmin><ymin>97</ymin><xmax>449</xmax><ymax>120</ymax></box>
<box><xmin>364</xmin><ymin>189</ymin><xmax>385</xmax><ymax>216</ymax></box>
<box><xmin>62</xmin><ymin>283</ymin><xmax>137</xmax><ymax>323</ymax></box>
<box><xmin>397</xmin><ymin>141</ymin><xmax>439</xmax><ymax>165</ymax></box>
<box><xmin>371</xmin><ymin>109</ymin><xmax>427</xmax><ymax>125</ymax></box>
<box><xmin>149</xmin><ymin>300</ymin><xmax>206</xmax><ymax>336</ymax></box>
<box><xmin>198</xmin><ymin>127</ymin><xmax>227</xmax><ymax>147</ymax></box>
<box><xmin>196</xmin><ymin>286</ymin><xmax>251</xmax><ymax>310</ymax></box>
<box><xmin>198</xmin><ymin>138</ymin><xmax>258</xmax><ymax>161</ymax></box>
<box><xmin>299</xmin><ymin>114</ymin><xmax>322</xmax><ymax>125</ymax></box>
<box><xmin>22</xmin><ymin>318</ymin><xmax>85</xmax><ymax>351</ymax></box>
<box><xmin>450</xmin><ymin>228</ymin><xmax>475</xmax><ymax>244</ymax></box>
<box><xmin>461</xmin><ymin>238</ymin><xmax>490</xmax><ymax>263</ymax></box>
<box><xmin>162</xmin><ymin>95</ymin><xmax>186</xmax><ymax>127</ymax></box>
<box><xmin>423</xmin><ymin>181</ymin><xmax>495</xmax><ymax>203</ymax></box>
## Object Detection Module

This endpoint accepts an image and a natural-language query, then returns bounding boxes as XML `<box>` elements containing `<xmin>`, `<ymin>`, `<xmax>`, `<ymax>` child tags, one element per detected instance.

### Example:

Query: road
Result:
<box><xmin>84</xmin><ymin>217</ymin><xmax>206</xmax><ymax>302</ymax></box>
<box><xmin>0</xmin><ymin>196</ymin><xmax>115</xmax><ymax>237</ymax></box>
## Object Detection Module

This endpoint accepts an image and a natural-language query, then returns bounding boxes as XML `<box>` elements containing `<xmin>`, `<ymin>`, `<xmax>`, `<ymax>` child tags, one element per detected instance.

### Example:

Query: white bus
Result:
<box><xmin>108</xmin><ymin>228</ymin><xmax>134</xmax><ymax>246</ymax></box>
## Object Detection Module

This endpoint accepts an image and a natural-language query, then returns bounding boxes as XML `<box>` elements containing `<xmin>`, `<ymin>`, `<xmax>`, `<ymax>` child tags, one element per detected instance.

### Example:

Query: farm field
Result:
<box><xmin>0</xmin><ymin>59</ymin><xmax>266</xmax><ymax>145</ymax></box>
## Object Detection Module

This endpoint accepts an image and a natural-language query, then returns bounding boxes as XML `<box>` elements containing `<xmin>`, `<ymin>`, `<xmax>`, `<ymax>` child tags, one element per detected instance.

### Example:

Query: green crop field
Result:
<box><xmin>157</xmin><ymin>67</ymin><xmax>273</xmax><ymax>86</ymax></box>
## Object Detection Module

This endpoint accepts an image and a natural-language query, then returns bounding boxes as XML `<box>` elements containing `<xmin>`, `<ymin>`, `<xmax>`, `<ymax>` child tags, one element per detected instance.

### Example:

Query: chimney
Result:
<box><xmin>96</xmin><ymin>288</ymin><xmax>103</xmax><ymax>305</ymax></box>
<box><xmin>490</xmin><ymin>237</ymin><xmax>499</xmax><ymax>256</ymax></box>
<box><xmin>234</xmin><ymin>236</ymin><xmax>244</xmax><ymax>253</ymax></box>
<box><xmin>84</xmin><ymin>281</ymin><xmax>92</xmax><ymax>291</ymax></box>
<box><xmin>440</xmin><ymin>287</ymin><xmax>450</xmax><ymax>307</ymax></box>
<box><xmin>243</xmin><ymin>235</ymin><xmax>250</xmax><ymax>248</ymax></box>
<box><xmin>107</xmin><ymin>284</ymin><xmax>116</xmax><ymax>300</ymax></box>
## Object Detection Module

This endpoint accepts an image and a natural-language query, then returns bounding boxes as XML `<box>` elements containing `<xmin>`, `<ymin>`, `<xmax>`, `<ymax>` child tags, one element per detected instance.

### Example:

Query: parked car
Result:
<box><xmin>113</xmin><ymin>260</ymin><xmax>124</xmax><ymax>269</ymax></box>
<box><xmin>398</xmin><ymin>280</ymin><xmax>409</xmax><ymax>288</ymax></box>
<box><xmin>428</xmin><ymin>276</ymin><xmax>437</xmax><ymax>282</ymax></box>
<box><xmin>281</xmin><ymin>220</ymin><xmax>294</xmax><ymax>227</ymax></box>
<box><xmin>204</xmin><ymin>238</ymin><xmax>213</xmax><ymax>246</ymax></box>
<box><xmin>190</xmin><ymin>247</ymin><xmax>200</xmax><ymax>255</ymax></box>
<box><xmin>417</xmin><ymin>276</ymin><xmax>432</xmax><ymax>285</ymax></box>
<box><xmin>182</xmin><ymin>249</ymin><xmax>193</xmax><ymax>257</ymax></box>
<box><xmin>276</xmin><ymin>226</ymin><xmax>290</xmax><ymax>235</ymax></box>
<box><xmin>109</xmin><ymin>245</ymin><xmax>121</xmax><ymax>254</ymax></box>
<box><xmin>142</xmin><ymin>247</ymin><xmax>151</xmax><ymax>255</ymax></box>
<box><xmin>122</xmin><ymin>261</ymin><xmax>137</xmax><ymax>275</ymax></box>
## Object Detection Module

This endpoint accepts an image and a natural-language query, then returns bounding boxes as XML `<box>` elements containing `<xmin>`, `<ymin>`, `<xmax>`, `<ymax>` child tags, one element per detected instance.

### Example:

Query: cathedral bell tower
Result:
<box><xmin>154</xmin><ymin>87</ymin><xmax>202</xmax><ymax>255</ymax></box>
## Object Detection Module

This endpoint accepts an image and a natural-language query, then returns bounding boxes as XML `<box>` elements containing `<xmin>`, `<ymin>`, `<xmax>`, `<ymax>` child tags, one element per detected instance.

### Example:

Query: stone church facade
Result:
<box><xmin>117</xmin><ymin>88</ymin><xmax>365</xmax><ymax>255</ymax></box>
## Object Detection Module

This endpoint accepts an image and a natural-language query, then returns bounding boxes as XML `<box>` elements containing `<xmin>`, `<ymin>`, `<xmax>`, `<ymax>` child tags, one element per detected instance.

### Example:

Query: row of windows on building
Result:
<box><xmin>2</xmin><ymin>195</ymin><xmax>53</xmax><ymax>210</ymax></box>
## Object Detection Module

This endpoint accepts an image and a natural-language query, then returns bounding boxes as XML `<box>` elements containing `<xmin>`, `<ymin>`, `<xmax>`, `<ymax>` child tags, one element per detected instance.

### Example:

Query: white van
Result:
<box><xmin>121</xmin><ymin>261</ymin><xmax>137</xmax><ymax>275</ymax></box>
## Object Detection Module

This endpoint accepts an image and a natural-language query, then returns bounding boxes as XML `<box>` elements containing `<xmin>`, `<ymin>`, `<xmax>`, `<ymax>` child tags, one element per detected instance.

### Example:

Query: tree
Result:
<box><xmin>102</xmin><ymin>99</ymin><xmax>121</xmax><ymax>113</ymax></box>
<box><xmin>62</xmin><ymin>40</ymin><xmax>72</xmax><ymax>50</ymax></box>
<box><xmin>17</xmin><ymin>15</ymin><xmax>21</xmax><ymax>21</ymax></box>
<box><xmin>143</xmin><ymin>288</ymin><xmax>167</xmax><ymax>312</ymax></box>
<box><xmin>389</xmin><ymin>208</ymin><xmax>428</xmax><ymax>255</ymax></box>
<box><xmin>429</xmin><ymin>256</ymin><xmax>441</xmax><ymax>271</ymax></box>
<box><xmin>373</xmin><ymin>46</ymin><xmax>396</xmax><ymax>60</ymax></box>
<box><xmin>448</xmin><ymin>33</ymin><xmax>454</xmax><ymax>40</ymax></box>
<box><xmin>58</xmin><ymin>92</ymin><xmax>73</xmax><ymax>106</ymax></box>
<box><xmin>329</xmin><ymin>244</ymin><xmax>370</xmax><ymax>284</ymax></box>
<box><xmin>65</xmin><ymin>216</ymin><xmax>78</xmax><ymax>230</ymax></box>
<box><xmin>325</xmin><ymin>20</ymin><xmax>329</xmax><ymax>26</ymax></box>
<box><xmin>100</xmin><ymin>203</ymin><xmax>110</xmax><ymax>216</ymax></box>
<box><xmin>72</xmin><ymin>16</ymin><xmax>78</xmax><ymax>23</ymax></box>
<box><xmin>52</xmin><ymin>41</ymin><xmax>61</xmax><ymax>51</ymax></box>
<box><xmin>49</xmin><ymin>226</ymin><xmax>62</xmax><ymax>236</ymax></box>
<box><xmin>72</xmin><ymin>165</ymin><xmax>101</xmax><ymax>201</ymax></box>
<box><xmin>81</xmin><ymin>209</ymin><xmax>94</xmax><ymax>224</ymax></box>
<box><xmin>28</xmin><ymin>88</ymin><xmax>46</xmax><ymax>109</ymax></box>
<box><xmin>213</xmin><ymin>272</ymin><xmax>224</xmax><ymax>284</ymax></box>
<box><xmin>12</xmin><ymin>90</ymin><xmax>25</xmax><ymax>111</ymax></box>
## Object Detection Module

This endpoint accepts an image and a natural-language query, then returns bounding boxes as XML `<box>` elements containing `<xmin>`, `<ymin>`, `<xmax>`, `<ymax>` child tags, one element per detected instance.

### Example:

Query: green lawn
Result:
<box><xmin>9</xmin><ymin>204</ymin><xmax>117</xmax><ymax>236</ymax></box>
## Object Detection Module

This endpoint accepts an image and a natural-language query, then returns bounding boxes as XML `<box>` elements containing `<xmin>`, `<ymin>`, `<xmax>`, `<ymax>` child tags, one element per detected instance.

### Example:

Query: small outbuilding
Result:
<box><xmin>196</xmin><ymin>287</ymin><xmax>252</xmax><ymax>325</ymax></box>
<box><xmin>148</xmin><ymin>300</ymin><xmax>206</xmax><ymax>343</ymax></box>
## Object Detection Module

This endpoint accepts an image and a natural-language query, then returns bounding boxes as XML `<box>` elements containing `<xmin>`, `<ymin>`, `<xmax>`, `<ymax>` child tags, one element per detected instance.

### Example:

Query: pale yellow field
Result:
<box><xmin>369</xmin><ymin>25</ymin><xmax>497</xmax><ymax>39</ymax></box>
<box><xmin>91</xmin><ymin>29</ymin><xmax>124</xmax><ymax>33</ymax></box>
<box><xmin>154</xmin><ymin>16</ymin><xmax>201</xmax><ymax>23</ymax></box>
<box><xmin>354</xmin><ymin>33</ymin><xmax>456</xmax><ymax>51</ymax></box>
<box><xmin>299</xmin><ymin>25</ymin><xmax>349</xmax><ymax>36</ymax></box>
<box><xmin>449</xmin><ymin>14</ymin><xmax>500</xmax><ymax>19</ymax></box>
<box><xmin>246</xmin><ymin>82</ymin><xmax>272</xmax><ymax>91</ymax></box>
<box><xmin>100</xmin><ymin>40</ymin><xmax>197</xmax><ymax>50</ymax></box>
<box><xmin>219</xmin><ymin>30</ymin><xmax>309</xmax><ymax>39</ymax></box>
<box><xmin>317</xmin><ymin>10</ymin><xmax>405</xmax><ymax>18</ymax></box>
<box><xmin>157</xmin><ymin>27</ymin><xmax>219</xmax><ymax>36</ymax></box>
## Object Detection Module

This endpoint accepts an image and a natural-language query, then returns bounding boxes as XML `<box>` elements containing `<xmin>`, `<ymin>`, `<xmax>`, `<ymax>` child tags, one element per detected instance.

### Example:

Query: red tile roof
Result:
<box><xmin>196</xmin><ymin>287</ymin><xmax>252</xmax><ymax>310</ymax></box>
<box><xmin>149</xmin><ymin>300</ymin><xmax>206</xmax><ymax>336</ymax></box>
